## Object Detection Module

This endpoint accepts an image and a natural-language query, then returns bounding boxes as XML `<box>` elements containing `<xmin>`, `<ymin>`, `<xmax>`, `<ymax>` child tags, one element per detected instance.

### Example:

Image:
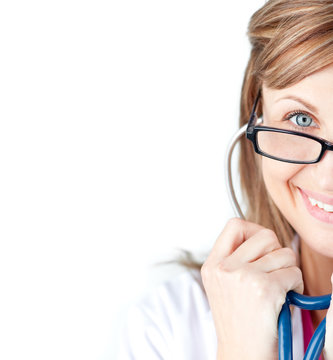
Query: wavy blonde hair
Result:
<box><xmin>175</xmin><ymin>0</ymin><xmax>333</xmax><ymax>270</ymax></box>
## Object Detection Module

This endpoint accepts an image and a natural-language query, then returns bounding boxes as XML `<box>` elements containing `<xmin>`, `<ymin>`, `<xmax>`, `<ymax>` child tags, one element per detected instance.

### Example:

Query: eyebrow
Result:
<box><xmin>275</xmin><ymin>95</ymin><xmax>319</xmax><ymax>115</ymax></box>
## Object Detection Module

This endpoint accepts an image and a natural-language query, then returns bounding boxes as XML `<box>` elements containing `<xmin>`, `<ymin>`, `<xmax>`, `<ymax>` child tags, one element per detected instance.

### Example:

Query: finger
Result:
<box><xmin>225</xmin><ymin>228</ymin><xmax>282</xmax><ymax>269</ymax></box>
<box><xmin>251</xmin><ymin>247</ymin><xmax>297</xmax><ymax>273</ymax></box>
<box><xmin>269</xmin><ymin>266</ymin><xmax>304</xmax><ymax>296</ymax></box>
<box><xmin>208</xmin><ymin>218</ymin><xmax>265</xmax><ymax>263</ymax></box>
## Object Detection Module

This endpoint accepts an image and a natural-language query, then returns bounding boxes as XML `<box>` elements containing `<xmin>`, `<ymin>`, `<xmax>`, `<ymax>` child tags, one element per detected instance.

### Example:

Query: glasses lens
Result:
<box><xmin>257</xmin><ymin>130</ymin><xmax>322</xmax><ymax>162</ymax></box>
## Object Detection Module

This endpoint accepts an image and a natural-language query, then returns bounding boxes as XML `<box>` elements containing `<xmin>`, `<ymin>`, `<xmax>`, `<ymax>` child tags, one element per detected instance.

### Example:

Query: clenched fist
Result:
<box><xmin>201</xmin><ymin>218</ymin><xmax>304</xmax><ymax>360</ymax></box>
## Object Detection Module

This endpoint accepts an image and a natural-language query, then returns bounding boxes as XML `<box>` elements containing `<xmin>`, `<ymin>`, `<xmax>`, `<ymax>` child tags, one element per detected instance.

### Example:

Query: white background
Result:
<box><xmin>0</xmin><ymin>0</ymin><xmax>264</xmax><ymax>359</ymax></box>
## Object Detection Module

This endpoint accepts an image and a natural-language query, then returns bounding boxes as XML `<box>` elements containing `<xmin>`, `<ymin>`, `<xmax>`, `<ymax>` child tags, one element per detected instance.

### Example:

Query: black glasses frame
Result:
<box><xmin>246</xmin><ymin>91</ymin><xmax>333</xmax><ymax>164</ymax></box>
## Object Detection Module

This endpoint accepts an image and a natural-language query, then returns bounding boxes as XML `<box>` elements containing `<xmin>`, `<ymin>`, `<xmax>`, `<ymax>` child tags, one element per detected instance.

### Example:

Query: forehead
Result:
<box><xmin>262</xmin><ymin>64</ymin><xmax>333</xmax><ymax>109</ymax></box>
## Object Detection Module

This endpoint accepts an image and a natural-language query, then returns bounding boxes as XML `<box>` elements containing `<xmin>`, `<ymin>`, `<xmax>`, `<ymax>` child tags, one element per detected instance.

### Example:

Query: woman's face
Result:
<box><xmin>261</xmin><ymin>64</ymin><xmax>333</xmax><ymax>257</ymax></box>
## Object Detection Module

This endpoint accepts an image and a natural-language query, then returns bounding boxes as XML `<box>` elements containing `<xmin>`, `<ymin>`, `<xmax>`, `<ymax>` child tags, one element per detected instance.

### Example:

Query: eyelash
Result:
<box><xmin>283</xmin><ymin>110</ymin><xmax>318</xmax><ymax>131</ymax></box>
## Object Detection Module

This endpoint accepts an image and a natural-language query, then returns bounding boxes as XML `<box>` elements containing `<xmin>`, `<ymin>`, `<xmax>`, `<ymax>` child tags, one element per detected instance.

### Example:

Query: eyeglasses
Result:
<box><xmin>246</xmin><ymin>91</ymin><xmax>333</xmax><ymax>164</ymax></box>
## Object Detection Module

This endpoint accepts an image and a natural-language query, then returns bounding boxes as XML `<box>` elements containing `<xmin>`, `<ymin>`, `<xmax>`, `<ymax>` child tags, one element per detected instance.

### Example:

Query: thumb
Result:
<box><xmin>323</xmin><ymin>274</ymin><xmax>333</xmax><ymax>360</ymax></box>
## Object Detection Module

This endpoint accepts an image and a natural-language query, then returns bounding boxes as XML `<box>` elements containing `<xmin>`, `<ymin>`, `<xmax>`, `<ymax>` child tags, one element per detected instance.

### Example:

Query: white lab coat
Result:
<box><xmin>117</xmin><ymin>267</ymin><xmax>304</xmax><ymax>359</ymax></box>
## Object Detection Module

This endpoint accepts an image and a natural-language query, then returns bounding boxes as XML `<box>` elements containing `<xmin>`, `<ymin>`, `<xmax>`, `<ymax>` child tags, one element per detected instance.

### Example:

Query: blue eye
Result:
<box><xmin>289</xmin><ymin>112</ymin><xmax>314</xmax><ymax>127</ymax></box>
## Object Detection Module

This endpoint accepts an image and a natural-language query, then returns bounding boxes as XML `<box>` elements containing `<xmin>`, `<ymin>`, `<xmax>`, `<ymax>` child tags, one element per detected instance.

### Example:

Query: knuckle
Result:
<box><xmin>200</xmin><ymin>262</ymin><xmax>211</xmax><ymax>282</ymax></box>
<box><xmin>293</xmin><ymin>266</ymin><xmax>303</xmax><ymax>278</ymax></box>
<box><xmin>233</xmin><ymin>265</ymin><xmax>251</xmax><ymax>283</ymax></box>
<box><xmin>260</xmin><ymin>228</ymin><xmax>277</xmax><ymax>240</ymax></box>
<box><xmin>261</xmin><ymin>278</ymin><xmax>286</xmax><ymax>308</ymax></box>
<box><xmin>262</xmin><ymin>251</ymin><xmax>275</xmax><ymax>263</ymax></box>
<box><xmin>201</xmin><ymin>258</ymin><xmax>230</xmax><ymax>284</ymax></box>
<box><xmin>251</xmin><ymin>273</ymin><xmax>270</xmax><ymax>299</ymax></box>
<box><xmin>226</xmin><ymin>217</ymin><xmax>244</xmax><ymax>229</ymax></box>
<box><xmin>217</xmin><ymin>258</ymin><xmax>231</xmax><ymax>275</ymax></box>
<box><xmin>259</xmin><ymin>228</ymin><xmax>281</xmax><ymax>248</ymax></box>
<box><xmin>283</xmin><ymin>247</ymin><xmax>297</xmax><ymax>262</ymax></box>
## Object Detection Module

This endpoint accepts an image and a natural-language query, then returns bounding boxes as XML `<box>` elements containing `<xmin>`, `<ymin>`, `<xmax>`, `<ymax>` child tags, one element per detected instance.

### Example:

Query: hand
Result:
<box><xmin>201</xmin><ymin>218</ymin><xmax>303</xmax><ymax>360</ymax></box>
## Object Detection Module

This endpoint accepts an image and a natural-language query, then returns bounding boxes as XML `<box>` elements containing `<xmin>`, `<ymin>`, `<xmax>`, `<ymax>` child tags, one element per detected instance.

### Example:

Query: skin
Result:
<box><xmin>201</xmin><ymin>64</ymin><xmax>333</xmax><ymax>359</ymax></box>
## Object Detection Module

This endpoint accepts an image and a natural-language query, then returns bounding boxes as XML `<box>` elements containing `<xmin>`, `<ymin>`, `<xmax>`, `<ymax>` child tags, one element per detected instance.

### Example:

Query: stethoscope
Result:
<box><xmin>225</xmin><ymin>123</ymin><xmax>332</xmax><ymax>359</ymax></box>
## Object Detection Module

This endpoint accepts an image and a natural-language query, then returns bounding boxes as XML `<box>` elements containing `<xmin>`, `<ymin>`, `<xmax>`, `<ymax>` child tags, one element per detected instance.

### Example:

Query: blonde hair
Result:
<box><xmin>174</xmin><ymin>0</ymin><xmax>333</xmax><ymax>270</ymax></box>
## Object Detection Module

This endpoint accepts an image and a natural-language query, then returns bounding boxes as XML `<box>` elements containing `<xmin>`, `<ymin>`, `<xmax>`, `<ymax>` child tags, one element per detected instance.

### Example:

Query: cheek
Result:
<box><xmin>261</xmin><ymin>158</ymin><xmax>303</xmax><ymax>211</ymax></box>
<box><xmin>261</xmin><ymin>158</ymin><xmax>292</xmax><ymax>190</ymax></box>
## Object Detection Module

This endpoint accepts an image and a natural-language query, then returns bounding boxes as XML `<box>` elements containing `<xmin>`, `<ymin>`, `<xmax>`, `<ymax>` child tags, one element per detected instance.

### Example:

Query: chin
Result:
<box><xmin>291</xmin><ymin>217</ymin><xmax>333</xmax><ymax>258</ymax></box>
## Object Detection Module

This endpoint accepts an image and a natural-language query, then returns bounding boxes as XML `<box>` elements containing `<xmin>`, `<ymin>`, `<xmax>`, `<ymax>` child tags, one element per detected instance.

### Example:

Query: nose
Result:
<box><xmin>313</xmin><ymin>149</ymin><xmax>333</xmax><ymax>191</ymax></box>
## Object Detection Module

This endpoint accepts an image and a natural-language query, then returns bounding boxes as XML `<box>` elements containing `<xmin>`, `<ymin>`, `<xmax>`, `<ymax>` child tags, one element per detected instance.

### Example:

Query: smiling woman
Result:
<box><xmin>118</xmin><ymin>1</ymin><xmax>333</xmax><ymax>359</ymax></box>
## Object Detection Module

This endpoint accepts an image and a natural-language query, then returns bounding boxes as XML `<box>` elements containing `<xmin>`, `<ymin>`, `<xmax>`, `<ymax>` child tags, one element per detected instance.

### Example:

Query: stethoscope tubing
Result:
<box><xmin>278</xmin><ymin>292</ymin><xmax>330</xmax><ymax>360</ymax></box>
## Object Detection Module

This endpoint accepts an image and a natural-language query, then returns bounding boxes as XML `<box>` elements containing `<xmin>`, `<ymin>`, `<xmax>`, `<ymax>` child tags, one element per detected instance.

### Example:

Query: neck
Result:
<box><xmin>300</xmin><ymin>239</ymin><xmax>333</xmax><ymax>328</ymax></box>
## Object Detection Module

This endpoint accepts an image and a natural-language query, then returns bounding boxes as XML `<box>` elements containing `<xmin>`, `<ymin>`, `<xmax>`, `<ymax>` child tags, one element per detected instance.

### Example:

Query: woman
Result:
<box><xmin>118</xmin><ymin>1</ymin><xmax>333</xmax><ymax>358</ymax></box>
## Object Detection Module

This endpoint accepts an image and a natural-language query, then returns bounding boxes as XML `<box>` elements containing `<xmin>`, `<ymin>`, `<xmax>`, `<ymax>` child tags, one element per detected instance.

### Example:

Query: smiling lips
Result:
<box><xmin>299</xmin><ymin>188</ymin><xmax>333</xmax><ymax>224</ymax></box>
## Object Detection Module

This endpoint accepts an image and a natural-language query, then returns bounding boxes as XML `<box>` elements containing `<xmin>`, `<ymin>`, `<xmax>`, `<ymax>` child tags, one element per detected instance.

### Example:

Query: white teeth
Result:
<box><xmin>309</xmin><ymin>197</ymin><xmax>317</xmax><ymax>206</ymax></box>
<box><xmin>308</xmin><ymin>196</ymin><xmax>333</xmax><ymax>212</ymax></box>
